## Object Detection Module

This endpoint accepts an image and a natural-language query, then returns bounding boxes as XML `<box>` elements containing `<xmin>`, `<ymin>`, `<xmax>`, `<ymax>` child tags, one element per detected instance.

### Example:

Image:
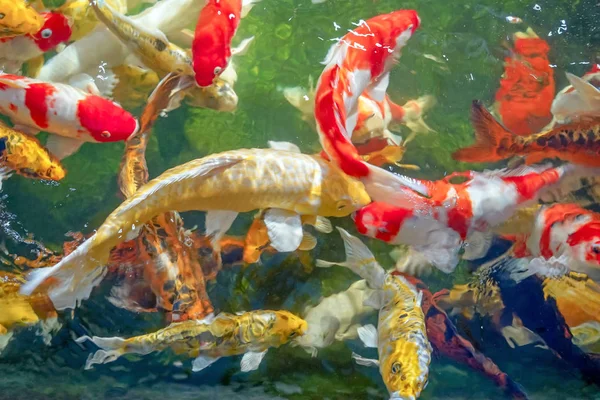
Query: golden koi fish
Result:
<box><xmin>317</xmin><ymin>228</ymin><xmax>431</xmax><ymax>400</ymax></box>
<box><xmin>77</xmin><ymin>310</ymin><xmax>307</xmax><ymax>371</ymax></box>
<box><xmin>0</xmin><ymin>0</ymin><xmax>44</xmax><ymax>38</ymax></box>
<box><xmin>0</xmin><ymin>122</ymin><xmax>66</xmax><ymax>188</ymax></box>
<box><xmin>22</xmin><ymin>144</ymin><xmax>370</xmax><ymax>309</ymax></box>
<box><xmin>58</xmin><ymin>0</ymin><xmax>127</xmax><ymax>41</ymax></box>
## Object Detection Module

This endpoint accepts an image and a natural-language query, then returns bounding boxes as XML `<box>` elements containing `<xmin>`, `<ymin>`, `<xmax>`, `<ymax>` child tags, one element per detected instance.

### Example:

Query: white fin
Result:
<box><xmin>76</xmin><ymin>335</ymin><xmax>126</xmax><ymax>369</ymax></box>
<box><xmin>414</xmin><ymin>245</ymin><xmax>460</xmax><ymax>273</ymax></box>
<box><xmin>462</xmin><ymin>231</ymin><xmax>493</xmax><ymax>260</ymax></box>
<box><xmin>68</xmin><ymin>73</ymin><xmax>101</xmax><ymax>95</ymax></box>
<box><xmin>501</xmin><ymin>325</ymin><xmax>548</xmax><ymax>349</ymax></box>
<box><xmin>46</xmin><ymin>135</ymin><xmax>84</xmax><ymax>160</ymax></box>
<box><xmin>241</xmin><ymin>0</ymin><xmax>261</xmax><ymax>18</ymax></box>
<box><xmin>231</xmin><ymin>36</ymin><xmax>255</xmax><ymax>57</ymax></box>
<box><xmin>352</xmin><ymin>352</ymin><xmax>379</xmax><ymax>367</ymax></box>
<box><xmin>363</xmin><ymin>290</ymin><xmax>386</xmax><ymax>309</ymax></box>
<box><xmin>510</xmin><ymin>255</ymin><xmax>570</xmax><ymax>282</ymax></box>
<box><xmin>566</xmin><ymin>72</ymin><xmax>600</xmax><ymax>105</ymax></box>
<box><xmin>393</xmin><ymin>247</ymin><xmax>433</xmax><ymax>277</ymax></box>
<box><xmin>267</xmin><ymin>141</ymin><xmax>301</xmax><ymax>153</ymax></box>
<box><xmin>357</xmin><ymin>324</ymin><xmax>378</xmax><ymax>348</ymax></box>
<box><xmin>313</xmin><ymin>216</ymin><xmax>333</xmax><ymax>233</ymax></box>
<box><xmin>363</xmin><ymin>164</ymin><xmax>431</xmax><ymax>205</ymax></box>
<box><xmin>90</xmin><ymin>68</ymin><xmax>118</xmax><ymax>99</ymax></box>
<box><xmin>0</xmin><ymin>166</ymin><xmax>13</xmax><ymax>191</ymax></box>
<box><xmin>240</xmin><ymin>350</ymin><xmax>267</xmax><ymax>372</ymax></box>
<box><xmin>298</xmin><ymin>232</ymin><xmax>317</xmax><ymax>251</ymax></box>
<box><xmin>192</xmin><ymin>355</ymin><xmax>220</xmax><ymax>372</ymax></box>
<box><xmin>366</xmin><ymin>72</ymin><xmax>390</xmax><ymax>103</ymax></box>
<box><xmin>205</xmin><ymin>210</ymin><xmax>238</xmax><ymax>249</ymax></box>
<box><xmin>263</xmin><ymin>209</ymin><xmax>303</xmax><ymax>252</ymax></box>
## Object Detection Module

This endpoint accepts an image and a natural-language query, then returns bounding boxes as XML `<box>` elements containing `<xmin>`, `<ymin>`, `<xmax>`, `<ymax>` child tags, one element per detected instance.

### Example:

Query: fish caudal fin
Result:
<box><xmin>20</xmin><ymin>234</ymin><xmax>108</xmax><ymax>310</ymax></box>
<box><xmin>452</xmin><ymin>100</ymin><xmax>516</xmax><ymax>163</ymax></box>
<box><xmin>76</xmin><ymin>335</ymin><xmax>126</xmax><ymax>370</ymax></box>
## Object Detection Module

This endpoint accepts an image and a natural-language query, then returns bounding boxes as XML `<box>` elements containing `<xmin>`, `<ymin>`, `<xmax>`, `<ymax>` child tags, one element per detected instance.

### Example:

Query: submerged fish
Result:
<box><xmin>453</xmin><ymin>100</ymin><xmax>600</xmax><ymax>166</ymax></box>
<box><xmin>57</xmin><ymin>0</ymin><xmax>127</xmax><ymax>41</ymax></box>
<box><xmin>0</xmin><ymin>0</ymin><xmax>45</xmax><ymax>38</ymax></box>
<box><xmin>0</xmin><ymin>122</ymin><xmax>66</xmax><ymax>187</ymax></box>
<box><xmin>317</xmin><ymin>228</ymin><xmax>431</xmax><ymax>400</ymax></box>
<box><xmin>21</xmin><ymin>146</ymin><xmax>370</xmax><ymax>309</ymax></box>
<box><xmin>77</xmin><ymin>310</ymin><xmax>307</xmax><ymax>371</ymax></box>
<box><xmin>551</xmin><ymin>65</ymin><xmax>600</xmax><ymax>124</ymax></box>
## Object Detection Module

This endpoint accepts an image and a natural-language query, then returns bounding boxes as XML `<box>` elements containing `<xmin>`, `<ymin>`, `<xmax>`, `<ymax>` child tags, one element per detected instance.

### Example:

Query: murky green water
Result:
<box><xmin>0</xmin><ymin>0</ymin><xmax>599</xmax><ymax>398</ymax></box>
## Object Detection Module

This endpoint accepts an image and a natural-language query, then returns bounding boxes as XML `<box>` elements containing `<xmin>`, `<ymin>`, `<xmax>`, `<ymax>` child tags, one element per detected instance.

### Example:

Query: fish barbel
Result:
<box><xmin>77</xmin><ymin>310</ymin><xmax>306</xmax><ymax>371</ymax></box>
<box><xmin>21</xmin><ymin>147</ymin><xmax>370</xmax><ymax>309</ymax></box>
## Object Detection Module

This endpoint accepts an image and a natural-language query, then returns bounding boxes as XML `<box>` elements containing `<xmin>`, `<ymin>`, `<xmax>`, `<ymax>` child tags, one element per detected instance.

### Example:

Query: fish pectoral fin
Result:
<box><xmin>231</xmin><ymin>36</ymin><xmax>255</xmax><ymax>57</ymax></box>
<box><xmin>313</xmin><ymin>216</ymin><xmax>333</xmax><ymax>233</ymax></box>
<box><xmin>351</xmin><ymin>352</ymin><xmax>379</xmax><ymax>367</ymax></box>
<box><xmin>264</xmin><ymin>209</ymin><xmax>303</xmax><ymax>252</ymax></box>
<box><xmin>462</xmin><ymin>230</ymin><xmax>493</xmax><ymax>261</ymax></box>
<box><xmin>12</xmin><ymin>124</ymin><xmax>39</xmax><ymax>136</ymax></box>
<box><xmin>366</xmin><ymin>71</ymin><xmax>390</xmax><ymax>103</ymax></box>
<box><xmin>240</xmin><ymin>350</ymin><xmax>267</xmax><ymax>372</ymax></box>
<box><xmin>267</xmin><ymin>140</ymin><xmax>301</xmax><ymax>153</ymax></box>
<box><xmin>510</xmin><ymin>255</ymin><xmax>570</xmax><ymax>282</ymax></box>
<box><xmin>566</xmin><ymin>72</ymin><xmax>600</xmax><ymax>104</ymax></box>
<box><xmin>241</xmin><ymin>0</ymin><xmax>261</xmax><ymax>18</ymax></box>
<box><xmin>192</xmin><ymin>355</ymin><xmax>220</xmax><ymax>372</ymax></box>
<box><xmin>363</xmin><ymin>290</ymin><xmax>385</xmax><ymax>309</ymax></box>
<box><xmin>205</xmin><ymin>210</ymin><xmax>239</xmax><ymax>250</ymax></box>
<box><xmin>92</xmin><ymin>68</ymin><xmax>118</xmax><ymax>99</ymax></box>
<box><xmin>298</xmin><ymin>232</ymin><xmax>317</xmax><ymax>251</ymax></box>
<box><xmin>414</xmin><ymin>244</ymin><xmax>460</xmax><ymax>274</ymax></box>
<box><xmin>68</xmin><ymin>73</ymin><xmax>101</xmax><ymax>96</ymax></box>
<box><xmin>46</xmin><ymin>135</ymin><xmax>84</xmax><ymax>160</ymax></box>
<box><xmin>357</xmin><ymin>324</ymin><xmax>378</xmax><ymax>348</ymax></box>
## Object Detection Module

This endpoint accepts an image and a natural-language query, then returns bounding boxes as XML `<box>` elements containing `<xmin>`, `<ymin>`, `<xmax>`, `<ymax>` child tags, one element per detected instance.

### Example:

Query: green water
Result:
<box><xmin>1</xmin><ymin>0</ymin><xmax>599</xmax><ymax>398</ymax></box>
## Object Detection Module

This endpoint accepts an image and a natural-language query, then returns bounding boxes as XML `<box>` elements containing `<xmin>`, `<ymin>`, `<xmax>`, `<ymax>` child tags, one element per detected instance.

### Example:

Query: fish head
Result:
<box><xmin>354</xmin><ymin>202</ymin><xmax>410</xmax><ymax>243</ymax></box>
<box><xmin>77</xmin><ymin>96</ymin><xmax>139</xmax><ymax>142</ymax></box>
<box><xmin>382</xmin><ymin>339</ymin><xmax>429</xmax><ymax>400</ymax></box>
<box><xmin>185</xmin><ymin>78</ymin><xmax>238</xmax><ymax>112</ymax></box>
<box><xmin>271</xmin><ymin>311</ymin><xmax>307</xmax><ymax>344</ymax></box>
<box><xmin>40</xmin><ymin>160</ymin><xmax>67</xmax><ymax>181</ymax></box>
<box><xmin>32</xmin><ymin>12</ymin><xmax>72</xmax><ymax>52</ymax></box>
<box><xmin>193</xmin><ymin>31</ymin><xmax>229</xmax><ymax>87</ymax></box>
<box><xmin>567</xmin><ymin>220</ymin><xmax>600</xmax><ymax>272</ymax></box>
<box><xmin>319</xmin><ymin>165</ymin><xmax>371</xmax><ymax>217</ymax></box>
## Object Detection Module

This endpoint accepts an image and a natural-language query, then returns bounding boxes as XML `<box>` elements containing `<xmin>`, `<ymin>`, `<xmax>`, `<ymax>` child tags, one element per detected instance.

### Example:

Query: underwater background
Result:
<box><xmin>1</xmin><ymin>0</ymin><xmax>599</xmax><ymax>398</ymax></box>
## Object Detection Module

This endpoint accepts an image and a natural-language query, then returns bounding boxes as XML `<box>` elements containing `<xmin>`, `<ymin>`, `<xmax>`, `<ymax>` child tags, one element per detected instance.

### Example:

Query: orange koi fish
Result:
<box><xmin>453</xmin><ymin>100</ymin><xmax>600</xmax><ymax>166</ymax></box>
<box><xmin>494</xmin><ymin>28</ymin><xmax>554</xmax><ymax>136</ymax></box>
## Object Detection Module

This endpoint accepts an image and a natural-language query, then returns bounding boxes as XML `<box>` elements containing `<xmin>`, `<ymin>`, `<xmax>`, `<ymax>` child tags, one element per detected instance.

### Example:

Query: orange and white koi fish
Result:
<box><xmin>313</xmin><ymin>10</ymin><xmax>426</xmax><ymax>205</ymax></box>
<box><xmin>0</xmin><ymin>12</ymin><xmax>72</xmax><ymax>74</ymax></box>
<box><xmin>354</xmin><ymin>164</ymin><xmax>578</xmax><ymax>272</ymax></box>
<box><xmin>454</xmin><ymin>100</ymin><xmax>600</xmax><ymax>167</ymax></box>
<box><xmin>503</xmin><ymin>204</ymin><xmax>600</xmax><ymax>282</ymax></box>
<box><xmin>317</xmin><ymin>228</ymin><xmax>431</xmax><ymax>400</ymax></box>
<box><xmin>551</xmin><ymin>64</ymin><xmax>600</xmax><ymax>124</ymax></box>
<box><xmin>77</xmin><ymin>310</ymin><xmax>306</xmax><ymax>371</ymax></box>
<box><xmin>0</xmin><ymin>0</ymin><xmax>45</xmax><ymax>38</ymax></box>
<box><xmin>192</xmin><ymin>0</ymin><xmax>258</xmax><ymax>87</ymax></box>
<box><xmin>0</xmin><ymin>74</ymin><xmax>138</xmax><ymax>159</ymax></box>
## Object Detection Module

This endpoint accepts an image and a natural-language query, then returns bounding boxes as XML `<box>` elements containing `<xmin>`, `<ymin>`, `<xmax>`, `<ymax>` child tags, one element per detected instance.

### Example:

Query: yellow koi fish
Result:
<box><xmin>0</xmin><ymin>0</ymin><xmax>44</xmax><ymax>38</ymax></box>
<box><xmin>21</xmin><ymin>143</ymin><xmax>371</xmax><ymax>309</ymax></box>
<box><xmin>58</xmin><ymin>0</ymin><xmax>127</xmax><ymax>41</ymax></box>
<box><xmin>77</xmin><ymin>310</ymin><xmax>307</xmax><ymax>371</ymax></box>
<box><xmin>317</xmin><ymin>228</ymin><xmax>431</xmax><ymax>400</ymax></box>
<box><xmin>0</xmin><ymin>122</ymin><xmax>66</xmax><ymax>188</ymax></box>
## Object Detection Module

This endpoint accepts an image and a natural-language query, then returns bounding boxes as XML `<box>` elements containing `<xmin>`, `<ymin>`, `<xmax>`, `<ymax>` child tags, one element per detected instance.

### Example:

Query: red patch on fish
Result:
<box><xmin>76</xmin><ymin>96</ymin><xmax>138</xmax><ymax>142</ymax></box>
<box><xmin>501</xmin><ymin>168</ymin><xmax>562</xmax><ymax>202</ymax></box>
<box><xmin>32</xmin><ymin>12</ymin><xmax>72</xmax><ymax>52</ymax></box>
<box><xmin>25</xmin><ymin>83</ymin><xmax>56</xmax><ymax>129</ymax></box>
<box><xmin>8</xmin><ymin>103</ymin><xmax>17</xmax><ymax>112</ymax></box>
<box><xmin>539</xmin><ymin>204</ymin><xmax>584</xmax><ymax>258</ymax></box>
<box><xmin>354</xmin><ymin>202</ymin><xmax>413</xmax><ymax>242</ymax></box>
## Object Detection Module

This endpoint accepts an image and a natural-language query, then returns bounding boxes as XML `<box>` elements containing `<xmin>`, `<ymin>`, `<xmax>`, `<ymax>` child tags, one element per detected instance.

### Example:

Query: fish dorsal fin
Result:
<box><xmin>267</xmin><ymin>141</ymin><xmax>301</xmax><ymax>153</ymax></box>
<box><xmin>566</xmin><ymin>72</ymin><xmax>600</xmax><ymax>105</ymax></box>
<box><xmin>263</xmin><ymin>209</ymin><xmax>303</xmax><ymax>252</ymax></box>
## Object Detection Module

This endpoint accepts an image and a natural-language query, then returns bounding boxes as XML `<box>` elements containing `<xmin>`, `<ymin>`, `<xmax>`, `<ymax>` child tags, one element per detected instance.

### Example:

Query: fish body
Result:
<box><xmin>317</xmin><ymin>228</ymin><xmax>431</xmax><ymax>400</ymax></box>
<box><xmin>453</xmin><ymin>100</ymin><xmax>600</xmax><ymax>166</ymax></box>
<box><xmin>78</xmin><ymin>310</ymin><xmax>306</xmax><ymax>370</ymax></box>
<box><xmin>0</xmin><ymin>0</ymin><xmax>45</xmax><ymax>38</ymax></box>
<box><xmin>21</xmin><ymin>148</ymin><xmax>370</xmax><ymax>309</ymax></box>
<box><xmin>0</xmin><ymin>122</ymin><xmax>65</xmax><ymax>184</ymax></box>
<box><xmin>355</xmin><ymin>164</ymin><xmax>574</xmax><ymax>272</ymax></box>
<box><xmin>58</xmin><ymin>0</ymin><xmax>127</xmax><ymax>41</ymax></box>
<box><xmin>551</xmin><ymin>65</ymin><xmax>600</xmax><ymax>124</ymax></box>
<box><xmin>314</xmin><ymin>10</ymin><xmax>420</xmax><ymax>179</ymax></box>
<box><xmin>0</xmin><ymin>12</ymin><xmax>72</xmax><ymax>73</ymax></box>
<box><xmin>0</xmin><ymin>74</ymin><xmax>138</xmax><ymax>159</ymax></box>
<box><xmin>91</xmin><ymin>0</ymin><xmax>194</xmax><ymax>78</ymax></box>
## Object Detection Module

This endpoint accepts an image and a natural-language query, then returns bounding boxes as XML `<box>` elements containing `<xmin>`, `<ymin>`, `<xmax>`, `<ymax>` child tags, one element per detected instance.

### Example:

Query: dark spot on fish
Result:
<box><xmin>0</xmin><ymin>137</ymin><xmax>6</xmax><ymax>155</ymax></box>
<box><xmin>0</xmin><ymin>13</ymin><xmax>5</xmax><ymax>20</ymax></box>
<box><xmin>398</xmin><ymin>313</ymin><xmax>408</xmax><ymax>319</ymax></box>
<box><xmin>559</xmin><ymin>134</ymin><xmax>569</xmax><ymax>148</ymax></box>
<box><xmin>154</xmin><ymin>40</ymin><xmax>167</xmax><ymax>52</ymax></box>
<box><xmin>576</xmin><ymin>135</ymin><xmax>587</xmax><ymax>146</ymax></box>
<box><xmin>281</xmin><ymin>314</ymin><xmax>288</xmax><ymax>320</ymax></box>
<box><xmin>536</xmin><ymin>137</ymin><xmax>547</xmax><ymax>146</ymax></box>
<box><xmin>566</xmin><ymin>130</ymin><xmax>575</xmax><ymax>141</ymax></box>
<box><xmin>547</xmin><ymin>136</ymin><xmax>560</xmax><ymax>148</ymax></box>
<box><xmin>163</xmin><ymin>280</ymin><xmax>175</xmax><ymax>291</ymax></box>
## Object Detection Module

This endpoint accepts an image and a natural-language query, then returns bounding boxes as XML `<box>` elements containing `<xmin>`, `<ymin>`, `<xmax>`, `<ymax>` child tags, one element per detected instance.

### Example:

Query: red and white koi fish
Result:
<box><xmin>192</xmin><ymin>0</ymin><xmax>259</xmax><ymax>87</ymax></box>
<box><xmin>354</xmin><ymin>164</ymin><xmax>578</xmax><ymax>272</ymax></box>
<box><xmin>504</xmin><ymin>203</ymin><xmax>600</xmax><ymax>282</ymax></box>
<box><xmin>551</xmin><ymin>64</ymin><xmax>600</xmax><ymax>124</ymax></box>
<box><xmin>0</xmin><ymin>74</ymin><xmax>138</xmax><ymax>159</ymax></box>
<box><xmin>313</xmin><ymin>10</ymin><xmax>424</xmax><ymax>204</ymax></box>
<box><xmin>0</xmin><ymin>12</ymin><xmax>72</xmax><ymax>74</ymax></box>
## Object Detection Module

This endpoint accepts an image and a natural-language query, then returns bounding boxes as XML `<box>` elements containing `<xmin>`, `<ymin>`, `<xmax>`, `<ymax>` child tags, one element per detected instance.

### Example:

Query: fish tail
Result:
<box><xmin>20</xmin><ymin>234</ymin><xmax>109</xmax><ymax>310</ymax></box>
<box><xmin>76</xmin><ymin>335</ymin><xmax>127</xmax><ymax>370</ymax></box>
<box><xmin>453</xmin><ymin>100</ymin><xmax>517</xmax><ymax>163</ymax></box>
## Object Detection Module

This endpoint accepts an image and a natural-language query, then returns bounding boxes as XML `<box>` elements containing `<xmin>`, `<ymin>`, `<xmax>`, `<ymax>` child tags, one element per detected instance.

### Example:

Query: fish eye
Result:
<box><xmin>574</xmin><ymin>214</ymin><xmax>586</xmax><ymax>221</ymax></box>
<box><xmin>289</xmin><ymin>331</ymin><xmax>296</xmax><ymax>337</ymax></box>
<box><xmin>101</xmin><ymin>131</ymin><xmax>111</xmax><ymax>138</ymax></box>
<box><xmin>0</xmin><ymin>13</ymin><xmax>5</xmax><ymax>19</ymax></box>
<box><xmin>214</xmin><ymin>66</ymin><xmax>223</xmax><ymax>75</ymax></box>
<box><xmin>391</xmin><ymin>362</ymin><xmax>402</xmax><ymax>374</ymax></box>
<box><xmin>592</xmin><ymin>245</ymin><xmax>600</xmax><ymax>255</ymax></box>
<box><xmin>41</xmin><ymin>29</ymin><xmax>52</xmax><ymax>39</ymax></box>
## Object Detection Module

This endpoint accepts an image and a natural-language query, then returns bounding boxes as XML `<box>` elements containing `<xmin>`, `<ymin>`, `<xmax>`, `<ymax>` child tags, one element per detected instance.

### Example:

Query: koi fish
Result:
<box><xmin>77</xmin><ymin>310</ymin><xmax>306</xmax><ymax>371</ymax></box>
<box><xmin>354</xmin><ymin>164</ymin><xmax>577</xmax><ymax>272</ymax></box>
<box><xmin>0</xmin><ymin>122</ymin><xmax>66</xmax><ymax>188</ymax></box>
<box><xmin>317</xmin><ymin>228</ymin><xmax>431</xmax><ymax>400</ymax></box>
<box><xmin>551</xmin><ymin>65</ymin><xmax>600</xmax><ymax>124</ymax></box>
<box><xmin>542</xmin><ymin>272</ymin><xmax>600</xmax><ymax>328</ymax></box>
<box><xmin>21</xmin><ymin>145</ymin><xmax>370</xmax><ymax>309</ymax></box>
<box><xmin>192</xmin><ymin>0</ymin><xmax>259</xmax><ymax>87</ymax></box>
<box><xmin>453</xmin><ymin>100</ymin><xmax>600</xmax><ymax>166</ymax></box>
<box><xmin>0</xmin><ymin>12</ymin><xmax>72</xmax><ymax>74</ymax></box>
<box><xmin>494</xmin><ymin>28</ymin><xmax>554</xmax><ymax>136</ymax></box>
<box><xmin>313</xmin><ymin>10</ymin><xmax>424</xmax><ymax>204</ymax></box>
<box><xmin>0</xmin><ymin>74</ymin><xmax>138</xmax><ymax>159</ymax></box>
<box><xmin>0</xmin><ymin>0</ymin><xmax>45</xmax><ymax>38</ymax></box>
<box><xmin>58</xmin><ymin>0</ymin><xmax>127</xmax><ymax>41</ymax></box>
